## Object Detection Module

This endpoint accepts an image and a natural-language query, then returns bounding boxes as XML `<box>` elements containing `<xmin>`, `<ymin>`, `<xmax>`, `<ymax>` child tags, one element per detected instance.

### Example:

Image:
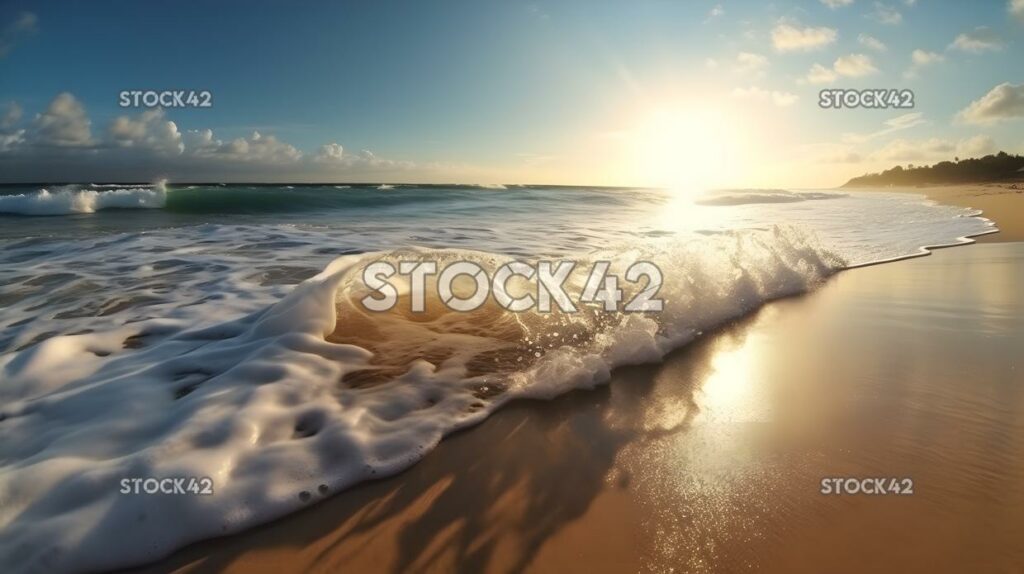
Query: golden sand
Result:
<box><xmin>140</xmin><ymin>232</ymin><xmax>1024</xmax><ymax>572</ymax></box>
<box><xmin>907</xmin><ymin>183</ymin><xmax>1024</xmax><ymax>243</ymax></box>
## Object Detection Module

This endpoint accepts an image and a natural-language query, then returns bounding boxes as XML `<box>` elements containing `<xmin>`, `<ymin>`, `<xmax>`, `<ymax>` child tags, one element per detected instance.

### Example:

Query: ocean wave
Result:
<box><xmin>0</xmin><ymin>226</ymin><xmax>842</xmax><ymax>572</ymax></box>
<box><xmin>159</xmin><ymin>185</ymin><xmax>466</xmax><ymax>214</ymax></box>
<box><xmin>697</xmin><ymin>189</ymin><xmax>846</xmax><ymax>206</ymax></box>
<box><xmin>0</xmin><ymin>182</ymin><xmax>167</xmax><ymax>215</ymax></box>
<box><xmin>89</xmin><ymin>183</ymin><xmax>154</xmax><ymax>189</ymax></box>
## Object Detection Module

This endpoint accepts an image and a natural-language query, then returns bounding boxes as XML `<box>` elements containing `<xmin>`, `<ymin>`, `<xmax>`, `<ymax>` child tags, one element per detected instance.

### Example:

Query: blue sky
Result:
<box><xmin>1</xmin><ymin>0</ymin><xmax>1023</xmax><ymax>186</ymax></box>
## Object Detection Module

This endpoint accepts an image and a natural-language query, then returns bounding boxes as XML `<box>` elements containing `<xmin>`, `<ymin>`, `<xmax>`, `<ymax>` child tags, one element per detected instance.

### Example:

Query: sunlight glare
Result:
<box><xmin>629</xmin><ymin>105</ymin><xmax>744</xmax><ymax>196</ymax></box>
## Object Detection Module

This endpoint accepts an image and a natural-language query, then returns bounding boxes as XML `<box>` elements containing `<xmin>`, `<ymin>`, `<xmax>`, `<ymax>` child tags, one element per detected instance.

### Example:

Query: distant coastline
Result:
<box><xmin>843</xmin><ymin>152</ymin><xmax>1024</xmax><ymax>188</ymax></box>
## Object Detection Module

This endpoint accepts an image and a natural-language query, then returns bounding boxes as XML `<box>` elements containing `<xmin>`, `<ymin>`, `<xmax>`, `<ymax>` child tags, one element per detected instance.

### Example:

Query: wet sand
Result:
<box><xmin>136</xmin><ymin>236</ymin><xmax>1024</xmax><ymax>573</ymax></box>
<box><xmin>896</xmin><ymin>183</ymin><xmax>1024</xmax><ymax>243</ymax></box>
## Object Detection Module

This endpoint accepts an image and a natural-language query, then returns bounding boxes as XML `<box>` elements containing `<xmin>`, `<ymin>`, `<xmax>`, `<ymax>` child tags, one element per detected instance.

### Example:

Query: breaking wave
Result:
<box><xmin>697</xmin><ymin>189</ymin><xmax>847</xmax><ymax>206</ymax></box>
<box><xmin>0</xmin><ymin>181</ymin><xmax>167</xmax><ymax>215</ymax></box>
<box><xmin>0</xmin><ymin>227</ymin><xmax>841</xmax><ymax>572</ymax></box>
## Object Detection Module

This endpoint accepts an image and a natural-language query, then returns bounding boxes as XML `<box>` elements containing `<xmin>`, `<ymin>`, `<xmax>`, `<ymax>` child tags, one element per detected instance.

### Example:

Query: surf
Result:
<box><xmin>0</xmin><ymin>180</ymin><xmax>167</xmax><ymax>215</ymax></box>
<box><xmin>0</xmin><ymin>227</ymin><xmax>840</xmax><ymax>572</ymax></box>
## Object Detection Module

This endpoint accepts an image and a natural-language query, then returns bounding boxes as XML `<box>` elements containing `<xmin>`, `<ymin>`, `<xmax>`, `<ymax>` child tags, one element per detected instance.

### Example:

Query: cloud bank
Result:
<box><xmin>957</xmin><ymin>83</ymin><xmax>1024</xmax><ymax>125</ymax></box>
<box><xmin>0</xmin><ymin>93</ymin><xmax>423</xmax><ymax>182</ymax></box>
<box><xmin>771</xmin><ymin>23</ymin><xmax>837</xmax><ymax>52</ymax></box>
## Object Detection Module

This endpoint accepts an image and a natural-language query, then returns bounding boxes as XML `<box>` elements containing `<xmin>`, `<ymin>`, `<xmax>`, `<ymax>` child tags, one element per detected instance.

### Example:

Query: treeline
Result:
<box><xmin>843</xmin><ymin>151</ymin><xmax>1024</xmax><ymax>187</ymax></box>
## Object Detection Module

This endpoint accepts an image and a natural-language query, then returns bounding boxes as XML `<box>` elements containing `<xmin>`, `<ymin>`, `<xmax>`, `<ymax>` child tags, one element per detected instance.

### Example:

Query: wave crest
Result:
<box><xmin>697</xmin><ymin>189</ymin><xmax>846</xmax><ymax>206</ymax></box>
<box><xmin>0</xmin><ymin>182</ymin><xmax>167</xmax><ymax>215</ymax></box>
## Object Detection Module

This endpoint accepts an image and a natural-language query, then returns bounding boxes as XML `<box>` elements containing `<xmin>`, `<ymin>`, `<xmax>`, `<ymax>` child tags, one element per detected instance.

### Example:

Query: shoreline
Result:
<box><xmin>136</xmin><ymin>238</ymin><xmax>1024</xmax><ymax>573</ymax></box>
<box><xmin>862</xmin><ymin>183</ymin><xmax>1024</xmax><ymax>243</ymax></box>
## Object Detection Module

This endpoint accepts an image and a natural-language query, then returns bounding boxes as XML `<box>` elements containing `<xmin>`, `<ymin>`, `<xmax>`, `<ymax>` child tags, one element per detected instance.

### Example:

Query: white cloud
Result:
<box><xmin>525</xmin><ymin>4</ymin><xmax>550</xmax><ymax>21</ymax></box>
<box><xmin>771</xmin><ymin>23</ymin><xmax>838</xmax><ymax>52</ymax></box>
<box><xmin>314</xmin><ymin>142</ymin><xmax>345</xmax><ymax>162</ymax></box>
<box><xmin>172</xmin><ymin>128</ymin><xmax>303</xmax><ymax>163</ymax></box>
<box><xmin>869</xmin><ymin>2</ymin><xmax>902</xmax><ymax>25</ymax></box>
<box><xmin>707</xmin><ymin>5</ymin><xmax>724</xmax><ymax>19</ymax></box>
<box><xmin>803</xmin><ymin>53</ymin><xmax>879</xmax><ymax>84</ymax></box>
<box><xmin>956</xmin><ymin>135</ymin><xmax>997</xmax><ymax>157</ymax></box>
<box><xmin>872</xmin><ymin>136</ymin><xmax>997</xmax><ymax>162</ymax></box>
<box><xmin>220</xmin><ymin>131</ymin><xmax>302</xmax><ymax>163</ymax></box>
<box><xmin>731</xmin><ymin>86</ymin><xmax>799</xmax><ymax>107</ymax></box>
<box><xmin>313</xmin><ymin>143</ymin><xmax>411</xmax><ymax>169</ymax></box>
<box><xmin>0</xmin><ymin>91</ymin><xmax>430</xmax><ymax>182</ymax></box>
<box><xmin>905</xmin><ymin>49</ymin><xmax>944</xmax><ymax>78</ymax></box>
<box><xmin>0</xmin><ymin>103</ymin><xmax>25</xmax><ymax>153</ymax></box>
<box><xmin>834</xmin><ymin>53</ymin><xmax>879</xmax><ymax>76</ymax></box>
<box><xmin>0</xmin><ymin>11</ymin><xmax>37</xmax><ymax>58</ymax></box>
<box><xmin>821</xmin><ymin>0</ymin><xmax>855</xmax><ymax>8</ymax></box>
<box><xmin>109</xmin><ymin>109</ymin><xmax>183</xmax><ymax>155</ymax></box>
<box><xmin>183</xmin><ymin>129</ymin><xmax>221</xmax><ymax>156</ymax></box>
<box><xmin>949</xmin><ymin>27</ymin><xmax>1004</xmax><ymax>53</ymax></box>
<box><xmin>734</xmin><ymin>52</ymin><xmax>769</xmax><ymax>76</ymax></box>
<box><xmin>843</xmin><ymin>112</ymin><xmax>927</xmax><ymax>143</ymax></box>
<box><xmin>885</xmin><ymin>112</ymin><xmax>927</xmax><ymax>131</ymax></box>
<box><xmin>804</xmin><ymin>63</ymin><xmax>839</xmax><ymax>84</ymax></box>
<box><xmin>1011</xmin><ymin>0</ymin><xmax>1024</xmax><ymax>21</ymax></box>
<box><xmin>0</xmin><ymin>130</ymin><xmax>24</xmax><ymax>152</ymax></box>
<box><xmin>1</xmin><ymin>102</ymin><xmax>22</xmax><ymax>129</ymax></box>
<box><xmin>873</xmin><ymin>138</ymin><xmax>954</xmax><ymax>161</ymax></box>
<box><xmin>318</xmin><ymin>148</ymin><xmax>415</xmax><ymax>171</ymax></box>
<box><xmin>10</xmin><ymin>12</ymin><xmax>36</xmax><ymax>31</ymax></box>
<box><xmin>858</xmin><ymin>33</ymin><xmax>887</xmax><ymax>51</ymax></box>
<box><xmin>957</xmin><ymin>83</ymin><xmax>1024</xmax><ymax>125</ymax></box>
<box><xmin>32</xmin><ymin>92</ymin><xmax>93</xmax><ymax>147</ymax></box>
<box><xmin>911</xmin><ymin>49</ymin><xmax>944</xmax><ymax>65</ymax></box>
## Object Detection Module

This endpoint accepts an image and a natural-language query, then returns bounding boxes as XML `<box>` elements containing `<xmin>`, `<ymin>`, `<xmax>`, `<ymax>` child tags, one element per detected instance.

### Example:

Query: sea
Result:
<box><xmin>0</xmin><ymin>182</ymin><xmax>997</xmax><ymax>572</ymax></box>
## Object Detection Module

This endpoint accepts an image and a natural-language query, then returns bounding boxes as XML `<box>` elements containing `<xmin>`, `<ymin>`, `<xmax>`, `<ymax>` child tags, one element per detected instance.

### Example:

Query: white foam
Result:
<box><xmin>0</xmin><ymin>227</ymin><xmax>840</xmax><ymax>572</ymax></box>
<box><xmin>697</xmin><ymin>189</ymin><xmax>845</xmax><ymax>205</ymax></box>
<box><xmin>0</xmin><ymin>182</ymin><xmax>167</xmax><ymax>215</ymax></box>
<box><xmin>89</xmin><ymin>183</ymin><xmax>154</xmax><ymax>189</ymax></box>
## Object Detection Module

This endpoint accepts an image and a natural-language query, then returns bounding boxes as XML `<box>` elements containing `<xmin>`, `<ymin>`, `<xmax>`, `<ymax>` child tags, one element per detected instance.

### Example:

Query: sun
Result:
<box><xmin>627</xmin><ymin>104</ymin><xmax>746</xmax><ymax>195</ymax></box>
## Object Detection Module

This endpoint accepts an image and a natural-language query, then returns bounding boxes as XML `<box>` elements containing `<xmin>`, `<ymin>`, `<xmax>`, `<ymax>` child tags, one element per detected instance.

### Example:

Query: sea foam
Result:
<box><xmin>0</xmin><ymin>181</ymin><xmax>167</xmax><ymax>215</ymax></box>
<box><xmin>0</xmin><ymin>227</ymin><xmax>839</xmax><ymax>573</ymax></box>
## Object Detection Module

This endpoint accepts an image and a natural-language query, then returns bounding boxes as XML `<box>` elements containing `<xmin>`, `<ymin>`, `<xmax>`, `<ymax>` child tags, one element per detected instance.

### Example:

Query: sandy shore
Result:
<box><xmin>895</xmin><ymin>183</ymin><xmax>1024</xmax><ymax>243</ymax></box>
<box><xmin>136</xmin><ymin>235</ymin><xmax>1024</xmax><ymax>571</ymax></box>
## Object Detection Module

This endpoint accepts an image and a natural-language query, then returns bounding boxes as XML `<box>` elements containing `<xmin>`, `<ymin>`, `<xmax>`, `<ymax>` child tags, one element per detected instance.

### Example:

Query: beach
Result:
<box><xmin>907</xmin><ymin>183</ymin><xmax>1024</xmax><ymax>243</ymax></box>
<box><xmin>131</xmin><ymin>186</ymin><xmax>1023</xmax><ymax>573</ymax></box>
<box><xmin>5</xmin><ymin>2</ymin><xmax>1024</xmax><ymax>571</ymax></box>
